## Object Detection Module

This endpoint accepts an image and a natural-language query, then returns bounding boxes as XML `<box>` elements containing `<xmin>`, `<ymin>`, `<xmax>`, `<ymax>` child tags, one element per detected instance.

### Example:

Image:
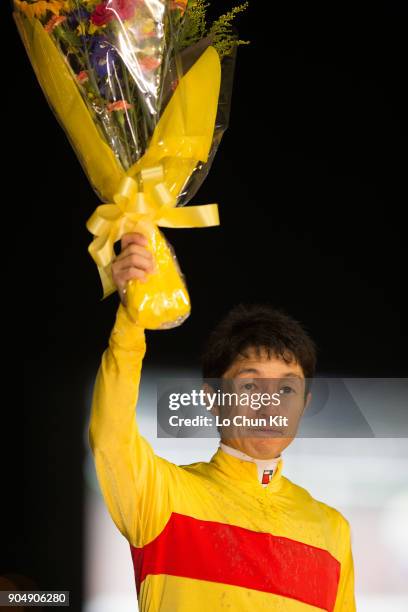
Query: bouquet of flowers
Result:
<box><xmin>13</xmin><ymin>0</ymin><xmax>248</xmax><ymax>328</ymax></box>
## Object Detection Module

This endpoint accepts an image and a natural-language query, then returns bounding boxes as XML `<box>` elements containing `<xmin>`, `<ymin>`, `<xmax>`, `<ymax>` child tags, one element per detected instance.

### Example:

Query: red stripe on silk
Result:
<box><xmin>130</xmin><ymin>512</ymin><xmax>340</xmax><ymax>611</ymax></box>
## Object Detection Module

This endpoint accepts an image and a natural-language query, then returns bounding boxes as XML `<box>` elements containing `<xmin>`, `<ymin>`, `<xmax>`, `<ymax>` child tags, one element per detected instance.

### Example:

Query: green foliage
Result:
<box><xmin>179</xmin><ymin>0</ymin><xmax>250</xmax><ymax>58</ymax></box>
<box><xmin>209</xmin><ymin>2</ymin><xmax>250</xmax><ymax>58</ymax></box>
<box><xmin>178</xmin><ymin>0</ymin><xmax>208</xmax><ymax>48</ymax></box>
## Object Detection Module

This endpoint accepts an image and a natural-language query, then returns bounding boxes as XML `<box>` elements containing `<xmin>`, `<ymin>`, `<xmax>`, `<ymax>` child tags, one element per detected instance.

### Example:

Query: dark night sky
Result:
<box><xmin>4</xmin><ymin>0</ymin><xmax>408</xmax><ymax>607</ymax></box>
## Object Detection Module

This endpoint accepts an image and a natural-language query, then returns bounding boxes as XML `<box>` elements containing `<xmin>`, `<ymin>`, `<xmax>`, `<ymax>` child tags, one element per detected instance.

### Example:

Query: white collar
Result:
<box><xmin>220</xmin><ymin>442</ymin><xmax>282</xmax><ymax>487</ymax></box>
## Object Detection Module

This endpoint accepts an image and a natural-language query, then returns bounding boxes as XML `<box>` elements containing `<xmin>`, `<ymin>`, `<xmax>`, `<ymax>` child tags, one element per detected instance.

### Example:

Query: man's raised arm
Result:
<box><xmin>88</xmin><ymin>232</ymin><xmax>173</xmax><ymax>547</ymax></box>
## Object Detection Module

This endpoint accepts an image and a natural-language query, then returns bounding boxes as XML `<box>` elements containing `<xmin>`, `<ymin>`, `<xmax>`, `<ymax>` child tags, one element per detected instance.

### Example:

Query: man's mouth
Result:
<box><xmin>247</xmin><ymin>427</ymin><xmax>283</xmax><ymax>436</ymax></box>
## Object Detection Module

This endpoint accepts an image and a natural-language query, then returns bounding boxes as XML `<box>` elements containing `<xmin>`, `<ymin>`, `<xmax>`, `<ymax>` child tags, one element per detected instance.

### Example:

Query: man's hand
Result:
<box><xmin>112</xmin><ymin>232</ymin><xmax>155</xmax><ymax>305</ymax></box>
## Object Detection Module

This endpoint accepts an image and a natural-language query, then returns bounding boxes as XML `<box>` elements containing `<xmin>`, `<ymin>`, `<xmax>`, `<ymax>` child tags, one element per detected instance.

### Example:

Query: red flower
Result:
<box><xmin>91</xmin><ymin>0</ymin><xmax>139</xmax><ymax>26</ymax></box>
<box><xmin>113</xmin><ymin>0</ymin><xmax>139</xmax><ymax>20</ymax></box>
<box><xmin>76</xmin><ymin>71</ymin><xmax>89</xmax><ymax>84</ymax></box>
<box><xmin>91</xmin><ymin>2</ymin><xmax>113</xmax><ymax>26</ymax></box>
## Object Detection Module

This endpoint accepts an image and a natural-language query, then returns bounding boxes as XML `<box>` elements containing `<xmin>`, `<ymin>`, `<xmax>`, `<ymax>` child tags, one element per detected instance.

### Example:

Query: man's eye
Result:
<box><xmin>279</xmin><ymin>386</ymin><xmax>294</xmax><ymax>395</ymax></box>
<box><xmin>241</xmin><ymin>382</ymin><xmax>256</xmax><ymax>391</ymax></box>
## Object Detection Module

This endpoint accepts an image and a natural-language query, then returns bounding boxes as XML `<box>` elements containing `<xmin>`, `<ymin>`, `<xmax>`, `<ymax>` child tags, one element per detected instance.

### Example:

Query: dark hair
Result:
<box><xmin>201</xmin><ymin>303</ymin><xmax>317</xmax><ymax>382</ymax></box>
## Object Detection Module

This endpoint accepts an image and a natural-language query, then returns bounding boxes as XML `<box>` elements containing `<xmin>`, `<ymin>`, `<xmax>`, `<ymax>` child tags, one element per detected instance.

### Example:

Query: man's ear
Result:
<box><xmin>202</xmin><ymin>382</ymin><xmax>220</xmax><ymax>417</ymax></box>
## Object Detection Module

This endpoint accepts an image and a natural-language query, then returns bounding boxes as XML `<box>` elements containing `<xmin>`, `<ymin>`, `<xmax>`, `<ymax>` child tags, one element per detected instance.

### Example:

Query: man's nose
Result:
<box><xmin>256</xmin><ymin>397</ymin><xmax>281</xmax><ymax>418</ymax></box>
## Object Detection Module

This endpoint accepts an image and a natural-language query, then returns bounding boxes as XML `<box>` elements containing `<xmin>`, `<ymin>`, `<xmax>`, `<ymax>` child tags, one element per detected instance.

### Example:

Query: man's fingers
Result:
<box><xmin>116</xmin><ymin>243</ymin><xmax>153</xmax><ymax>264</ymax></box>
<box><xmin>112</xmin><ymin>232</ymin><xmax>155</xmax><ymax>296</ymax></box>
<box><xmin>116</xmin><ymin>253</ymin><xmax>154</xmax><ymax>273</ymax></box>
<box><xmin>122</xmin><ymin>268</ymin><xmax>148</xmax><ymax>283</ymax></box>
<box><xmin>121</xmin><ymin>232</ymin><xmax>148</xmax><ymax>251</ymax></box>
<box><xmin>115</xmin><ymin>267</ymin><xmax>148</xmax><ymax>297</ymax></box>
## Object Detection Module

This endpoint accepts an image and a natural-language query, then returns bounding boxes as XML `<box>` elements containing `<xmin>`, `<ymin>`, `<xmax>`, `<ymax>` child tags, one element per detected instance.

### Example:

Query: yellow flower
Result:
<box><xmin>81</xmin><ymin>0</ymin><xmax>100</xmax><ymax>9</ymax></box>
<box><xmin>76</xmin><ymin>22</ymin><xmax>87</xmax><ymax>36</ymax></box>
<box><xmin>141</xmin><ymin>18</ymin><xmax>155</xmax><ymax>34</ymax></box>
<box><xmin>63</xmin><ymin>1</ymin><xmax>78</xmax><ymax>9</ymax></box>
<box><xmin>89</xmin><ymin>22</ymin><xmax>103</xmax><ymax>35</ymax></box>
<box><xmin>14</xmin><ymin>0</ymin><xmax>67</xmax><ymax>19</ymax></box>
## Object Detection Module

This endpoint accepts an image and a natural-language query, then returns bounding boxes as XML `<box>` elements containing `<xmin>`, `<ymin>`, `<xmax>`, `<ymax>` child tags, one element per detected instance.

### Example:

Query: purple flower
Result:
<box><xmin>89</xmin><ymin>36</ymin><xmax>119</xmax><ymax>78</ymax></box>
<box><xmin>81</xmin><ymin>35</ymin><xmax>122</xmax><ymax>99</ymax></box>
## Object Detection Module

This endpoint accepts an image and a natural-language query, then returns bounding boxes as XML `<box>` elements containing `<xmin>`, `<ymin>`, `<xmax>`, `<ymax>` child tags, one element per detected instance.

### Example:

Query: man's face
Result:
<box><xmin>211</xmin><ymin>347</ymin><xmax>311</xmax><ymax>459</ymax></box>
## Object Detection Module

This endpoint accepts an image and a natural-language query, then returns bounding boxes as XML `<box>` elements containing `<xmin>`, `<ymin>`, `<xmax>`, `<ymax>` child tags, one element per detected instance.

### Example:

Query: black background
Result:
<box><xmin>4</xmin><ymin>1</ymin><xmax>408</xmax><ymax>609</ymax></box>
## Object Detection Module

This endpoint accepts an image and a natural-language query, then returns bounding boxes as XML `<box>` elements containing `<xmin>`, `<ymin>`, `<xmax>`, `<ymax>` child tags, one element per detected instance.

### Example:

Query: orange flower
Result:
<box><xmin>107</xmin><ymin>100</ymin><xmax>134</xmax><ymax>112</ymax></box>
<box><xmin>44</xmin><ymin>14</ymin><xmax>66</xmax><ymax>33</ymax></box>
<box><xmin>139</xmin><ymin>56</ymin><xmax>161</xmax><ymax>72</ymax></box>
<box><xmin>169</xmin><ymin>0</ymin><xmax>187</xmax><ymax>15</ymax></box>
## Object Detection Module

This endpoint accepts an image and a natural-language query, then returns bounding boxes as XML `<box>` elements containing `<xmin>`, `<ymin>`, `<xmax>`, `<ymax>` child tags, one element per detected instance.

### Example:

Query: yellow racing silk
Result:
<box><xmin>88</xmin><ymin>304</ymin><xmax>356</xmax><ymax>611</ymax></box>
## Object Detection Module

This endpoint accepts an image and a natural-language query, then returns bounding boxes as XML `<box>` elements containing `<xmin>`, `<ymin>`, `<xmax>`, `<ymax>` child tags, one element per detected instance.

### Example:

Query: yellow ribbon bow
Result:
<box><xmin>86</xmin><ymin>166</ymin><xmax>219</xmax><ymax>299</ymax></box>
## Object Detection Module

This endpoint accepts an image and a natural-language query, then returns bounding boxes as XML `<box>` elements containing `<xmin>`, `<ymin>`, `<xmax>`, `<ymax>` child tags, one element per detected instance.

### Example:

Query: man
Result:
<box><xmin>88</xmin><ymin>231</ymin><xmax>356</xmax><ymax>611</ymax></box>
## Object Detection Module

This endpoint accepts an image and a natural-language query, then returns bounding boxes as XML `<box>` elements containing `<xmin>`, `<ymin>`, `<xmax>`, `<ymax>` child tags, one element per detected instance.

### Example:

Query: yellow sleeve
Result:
<box><xmin>334</xmin><ymin>518</ymin><xmax>357</xmax><ymax>612</ymax></box>
<box><xmin>88</xmin><ymin>302</ymin><xmax>174</xmax><ymax>547</ymax></box>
